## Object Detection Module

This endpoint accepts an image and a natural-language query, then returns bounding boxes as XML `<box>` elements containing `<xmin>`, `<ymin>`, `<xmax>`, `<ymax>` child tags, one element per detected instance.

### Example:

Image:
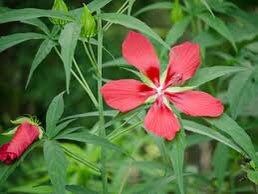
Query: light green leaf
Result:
<box><xmin>0</xmin><ymin>8</ymin><xmax>74</xmax><ymax>24</ymax></box>
<box><xmin>205</xmin><ymin>114</ymin><xmax>258</xmax><ymax>165</ymax></box>
<box><xmin>21</xmin><ymin>18</ymin><xmax>50</xmax><ymax>35</ymax></box>
<box><xmin>182</xmin><ymin>119</ymin><xmax>243</xmax><ymax>154</ymax></box>
<box><xmin>66</xmin><ymin>185</ymin><xmax>98</xmax><ymax>194</ymax></box>
<box><xmin>187</xmin><ymin>66</ymin><xmax>246</xmax><ymax>87</ymax></box>
<box><xmin>212</xmin><ymin>143</ymin><xmax>229</xmax><ymax>190</ymax></box>
<box><xmin>247</xmin><ymin>170</ymin><xmax>258</xmax><ymax>184</ymax></box>
<box><xmin>8</xmin><ymin>185</ymin><xmax>52</xmax><ymax>193</ymax></box>
<box><xmin>58</xmin><ymin>22</ymin><xmax>81</xmax><ymax>93</ymax></box>
<box><xmin>198</xmin><ymin>13</ymin><xmax>236</xmax><ymax>51</ymax></box>
<box><xmin>133</xmin><ymin>2</ymin><xmax>173</xmax><ymax>16</ymax></box>
<box><xmin>26</xmin><ymin>39</ymin><xmax>56</xmax><ymax>88</ymax></box>
<box><xmin>99</xmin><ymin>13</ymin><xmax>169</xmax><ymax>49</ymax></box>
<box><xmin>0</xmin><ymin>32</ymin><xmax>46</xmax><ymax>53</ymax></box>
<box><xmin>56</xmin><ymin>130</ymin><xmax>125</xmax><ymax>154</ymax></box>
<box><xmin>228</xmin><ymin>70</ymin><xmax>254</xmax><ymax>119</ymax></box>
<box><xmin>165</xmin><ymin>16</ymin><xmax>191</xmax><ymax>46</ymax></box>
<box><xmin>46</xmin><ymin>92</ymin><xmax>64</xmax><ymax>138</ymax></box>
<box><xmin>170</xmin><ymin>130</ymin><xmax>186</xmax><ymax>194</ymax></box>
<box><xmin>43</xmin><ymin>140</ymin><xmax>68</xmax><ymax>194</ymax></box>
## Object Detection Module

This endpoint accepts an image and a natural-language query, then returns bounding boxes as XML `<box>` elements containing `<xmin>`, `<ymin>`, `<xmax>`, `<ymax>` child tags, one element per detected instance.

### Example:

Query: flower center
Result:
<box><xmin>156</xmin><ymin>85</ymin><xmax>164</xmax><ymax>96</ymax></box>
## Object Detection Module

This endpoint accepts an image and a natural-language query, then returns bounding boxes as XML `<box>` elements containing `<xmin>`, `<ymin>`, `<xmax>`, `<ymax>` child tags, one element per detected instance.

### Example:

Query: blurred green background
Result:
<box><xmin>1</xmin><ymin>0</ymin><xmax>258</xmax><ymax>193</ymax></box>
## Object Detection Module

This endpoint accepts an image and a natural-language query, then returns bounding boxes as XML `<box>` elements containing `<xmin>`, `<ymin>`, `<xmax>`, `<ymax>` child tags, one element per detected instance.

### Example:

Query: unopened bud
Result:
<box><xmin>171</xmin><ymin>0</ymin><xmax>183</xmax><ymax>23</ymax></box>
<box><xmin>80</xmin><ymin>4</ymin><xmax>96</xmax><ymax>38</ymax></box>
<box><xmin>50</xmin><ymin>0</ymin><xmax>69</xmax><ymax>25</ymax></box>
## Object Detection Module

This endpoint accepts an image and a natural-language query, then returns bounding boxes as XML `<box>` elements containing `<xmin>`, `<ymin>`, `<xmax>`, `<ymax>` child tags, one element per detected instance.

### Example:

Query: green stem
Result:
<box><xmin>103</xmin><ymin>0</ymin><xmax>129</xmax><ymax>31</ymax></box>
<box><xmin>97</xmin><ymin>9</ymin><xmax>108</xmax><ymax>194</ymax></box>
<box><xmin>62</xmin><ymin>146</ymin><xmax>100</xmax><ymax>174</ymax></box>
<box><xmin>82</xmin><ymin>41</ymin><xmax>99</xmax><ymax>74</ymax></box>
<box><xmin>54</xmin><ymin>47</ymin><xmax>98</xmax><ymax>108</ymax></box>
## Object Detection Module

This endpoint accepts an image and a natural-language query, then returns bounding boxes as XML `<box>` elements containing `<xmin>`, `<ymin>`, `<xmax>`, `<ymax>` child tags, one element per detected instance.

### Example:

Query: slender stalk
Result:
<box><xmin>82</xmin><ymin>41</ymin><xmax>99</xmax><ymax>72</ymax></box>
<box><xmin>54</xmin><ymin>47</ymin><xmax>98</xmax><ymax>108</ymax></box>
<box><xmin>103</xmin><ymin>0</ymin><xmax>129</xmax><ymax>31</ymax></box>
<box><xmin>97</xmin><ymin>9</ymin><xmax>108</xmax><ymax>193</ymax></box>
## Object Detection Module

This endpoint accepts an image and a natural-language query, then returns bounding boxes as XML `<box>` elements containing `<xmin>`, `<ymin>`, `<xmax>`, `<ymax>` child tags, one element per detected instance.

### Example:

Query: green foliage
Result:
<box><xmin>1</xmin><ymin>0</ymin><xmax>258</xmax><ymax>193</ymax></box>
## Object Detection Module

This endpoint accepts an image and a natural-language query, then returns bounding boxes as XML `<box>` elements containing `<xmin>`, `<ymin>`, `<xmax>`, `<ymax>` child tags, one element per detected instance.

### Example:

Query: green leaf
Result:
<box><xmin>125</xmin><ymin>175</ymin><xmax>176</xmax><ymax>194</ymax></box>
<box><xmin>170</xmin><ymin>130</ymin><xmax>186</xmax><ymax>194</ymax></box>
<box><xmin>205</xmin><ymin>114</ymin><xmax>258</xmax><ymax>165</ymax></box>
<box><xmin>0</xmin><ymin>8</ymin><xmax>74</xmax><ymax>24</ymax></box>
<box><xmin>58</xmin><ymin>22</ymin><xmax>81</xmax><ymax>93</ymax></box>
<box><xmin>43</xmin><ymin>140</ymin><xmax>68</xmax><ymax>194</ymax></box>
<box><xmin>26</xmin><ymin>39</ymin><xmax>56</xmax><ymax>88</ymax></box>
<box><xmin>46</xmin><ymin>92</ymin><xmax>64</xmax><ymax>138</ymax></box>
<box><xmin>198</xmin><ymin>13</ymin><xmax>236</xmax><ymax>51</ymax></box>
<box><xmin>0</xmin><ymin>32</ymin><xmax>46</xmax><ymax>53</ymax></box>
<box><xmin>247</xmin><ymin>170</ymin><xmax>258</xmax><ymax>184</ymax></box>
<box><xmin>21</xmin><ymin>18</ymin><xmax>50</xmax><ymax>35</ymax></box>
<box><xmin>212</xmin><ymin>143</ymin><xmax>229</xmax><ymax>189</ymax></box>
<box><xmin>54</xmin><ymin>119</ymin><xmax>76</xmax><ymax>136</ymax></box>
<box><xmin>227</xmin><ymin>70</ymin><xmax>254</xmax><ymax>119</ymax></box>
<box><xmin>182</xmin><ymin>119</ymin><xmax>244</xmax><ymax>154</ymax></box>
<box><xmin>8</xmin><ymin>185</ymin><xmax>52</xmax><ymax>194</ymax></box>
<box><xmin>71</xmin><ymin>0</ymin><xmax>113</xmax><ymax>18</ymax></box>
<box><xmin>99</xmin><ymin>13</ymin><xmax>169</xmax><ymax>49</ymax></box>
<box><xmin>56</xmin><ymin>130</ymin><xmax>124</xmax><ymax>154</ymax></box>
<box><xmin>66</xmin><ymin>185</ymin><xmax>98</xmax><ymax>194</ymax></box>
<box><xmin>165</xmin><ymin>16</ymin><xmax>191</xmax><ymax>46</ymax></box>
<box><xmin>133</xmin><ymin>2</ymin><xmax>173</xmax><ymax>16</ymax></box>
<box><xmin>0</xmin><ymin>142</ymin><xmax>40</xmax><ymax>186</ymax></box>
<box><xmin>187</xmin><ymin>66</ymin><xmax>246</xmax><ymax>87</ymax></box>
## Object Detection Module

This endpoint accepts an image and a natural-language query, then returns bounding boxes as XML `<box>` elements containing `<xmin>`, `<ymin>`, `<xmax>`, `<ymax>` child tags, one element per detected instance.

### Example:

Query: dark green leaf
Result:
<box><xmin>198</xmin><ymin>13</ymin><xmax>236</xmax><ymax>51</ymax></box>
<box><xmin>56</xmin><ymin>130</ymin><xmax>124</xmax><ymax>154</ymax></box>
<box><xmin>66</xmin><ymin>185</ymin><xmax>98</xmax><ymax>194</ymax></box>
<box><xmin>170</xmin><ymin>130</ymin><xmax>186</xmax><ymax>194</ymax></box>
<box><xmin>26</xmin><ymin>39</ymin><xmax>56</xmax><ymax>88</ymax></box>
<box><xmin>0</xmin><ymin>32</ymin><xmax>46</xmax><ymax>53</ymax></box>
<box><xmin>187</xmin><ymin>66</ymin><xmax>246</xmax><ymax>87</ymax></box>
<box><xmin>46</xmin><ymin>92</ymin><xmax>64</xmax><ymax>138</ymax></box>
<box><xmin>182</xmin><ymin>119</ymin><xmax>243</xmax><ymax>154</ymax></box>
<box><xmin>0</xmin><ymin>8</ymin><xmax>74</xmax><ymax>24</ymax></box>
<box><xmin>43</xmin><ymin>140</ymin><xmax>68</xmax><ymax>194</ymax></box>
<box><xmin>133</xmin><ymin>2</ymin><xmax>173</xmax><ymax>16</ymax></box>
<box><xmin>58</xmin><ymin>22</ymin><xmax>81</xmax><ymax>93</ymax></box>
<box><xmin>99</xmin><ymin>13</ymin><xmax>169</xmax><ymax>49</ymax></box>
<box><xmin>21</xmin><ymin>18</ymin><xmax>50</xmax><ymax>35</ymax></box>
<box><xmin>205</xmin><ymin>114</ymin><xmax>258</xmax><ymax>165</ymax></box>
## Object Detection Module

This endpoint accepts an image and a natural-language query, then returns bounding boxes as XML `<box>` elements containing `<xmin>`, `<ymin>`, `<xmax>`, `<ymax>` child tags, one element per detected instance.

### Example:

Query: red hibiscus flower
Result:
<box><xmin>0</xmin><ymin>120</ymin><xmax>42</xmax><ymax>164</ymax></box>
<box><xmin>101</xmin><ymin>31</ymin><xmax>224</xmax><ymax>140</ymax></box>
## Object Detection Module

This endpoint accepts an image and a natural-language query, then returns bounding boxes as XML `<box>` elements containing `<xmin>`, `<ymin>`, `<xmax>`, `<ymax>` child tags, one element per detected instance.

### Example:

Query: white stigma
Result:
<box><xmin>156</xmin><ymin>85</ymin><xmax>163</xmax><ymax>96</ymax></box>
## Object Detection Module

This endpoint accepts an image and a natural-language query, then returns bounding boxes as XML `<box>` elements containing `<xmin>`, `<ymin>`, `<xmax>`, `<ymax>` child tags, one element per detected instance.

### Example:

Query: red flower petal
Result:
<box><xmin>0</xmin><ymin>122</ymin><xmax>40</xmax><ymax>164</ymax></box>
<box><xmin>144</xmin><ymin>98</ymin><xmax>180</xmax><ymax>140</ymax></box>
<box><xmin>101</xmin><ymin>79</ymin><xmax>155</xmax><ymax>112</ymax></box>
<box><xmin>166</xmin><ymin>91</ymin><xmax>224</xmax><ymax>117</ymax></box>
<box><xmin>122</xmin><ymin>31</ymin><xmax>160</xmax><ymax>84</ymax></box>
<box><xmin>165</xmin><ymin>42</ymin><xmax>200</xmax><ymax>87</ymax></box>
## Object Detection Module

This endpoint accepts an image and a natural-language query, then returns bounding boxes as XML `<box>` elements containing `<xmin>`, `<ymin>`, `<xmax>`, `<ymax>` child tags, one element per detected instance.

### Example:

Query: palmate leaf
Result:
<box><xmin>46</xmin><ymin>92</ymin><xmax>64</xmax><ymax>138</ymax></box>
<box><xmin>205</xmin><ymin>114</ymin><xmax>258</xmax><ymax>166</ymax></box>
<box><xmin>0</xmin><ymin>8</ymin><xmax>74</xmax><ymax>24</ymax></box>
<box><xmin>58</xmin><ymin>22</ymin><xmax>81</xmax><ymax>93</ymax></box>
<box><xmin>198</xmin><ymin>13</ymin><xmax>236</xmax><ymax>51</ymax></box>
<box><xmin>43</xmin><ymin>140</ymin><xmax>68</xmax><ymax>194</ymax></box>
<box><xmin>26</xmin><ymin>39</ymin><xmax>56</xmax><ymax>88</ymax></box>
<box><xmin>0</xmin><ymin>32</ymin><xmax>46</xmax><ymax>53</ymax></box>
<box><xmin>99</xmin><ymin>13</ymin><xmax>169</xmax><ymax>49</ymax></box>
<box><xmin>187</xmin><ymin>66</ymin><xmax>247</xmax><ymax>87</ymax></box>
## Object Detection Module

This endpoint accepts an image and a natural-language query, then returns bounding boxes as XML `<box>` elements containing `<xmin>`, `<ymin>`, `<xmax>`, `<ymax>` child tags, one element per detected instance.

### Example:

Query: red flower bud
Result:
<box><xmin>0</xmin><ymin>122</ymin><xmax>41</xmax><ymax>164</ymax></box>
